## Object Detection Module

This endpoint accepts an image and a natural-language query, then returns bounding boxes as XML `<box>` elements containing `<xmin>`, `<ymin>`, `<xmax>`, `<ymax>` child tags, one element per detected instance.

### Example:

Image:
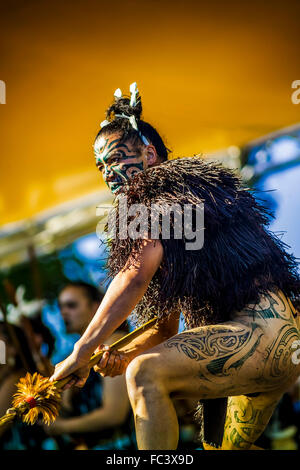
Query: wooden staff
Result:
<box><xmin>0</xmin><ymin>316</ymin><xmax>158</xmax><ymax>427</ymax></box>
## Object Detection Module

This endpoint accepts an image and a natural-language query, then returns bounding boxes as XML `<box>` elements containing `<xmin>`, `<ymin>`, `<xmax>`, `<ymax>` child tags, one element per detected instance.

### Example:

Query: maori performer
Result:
<box><xmin>51</xmin><ymin>83</ymin><xmax>300</xmax><ymax>450</ymax></box>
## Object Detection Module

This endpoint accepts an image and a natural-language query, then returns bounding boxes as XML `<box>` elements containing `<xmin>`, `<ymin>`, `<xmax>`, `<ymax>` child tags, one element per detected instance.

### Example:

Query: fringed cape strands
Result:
<box><xmin>106</xmin><ymin>156</ymin><xmax>300</xmax><ymax>329</ymax></box>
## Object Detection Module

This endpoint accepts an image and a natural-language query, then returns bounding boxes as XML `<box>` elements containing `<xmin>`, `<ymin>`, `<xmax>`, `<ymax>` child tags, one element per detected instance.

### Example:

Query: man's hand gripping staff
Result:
<box><xmin>0</xmin><ymin>317</ymin><xmax>157</xmax><ymax>428</ymax></box>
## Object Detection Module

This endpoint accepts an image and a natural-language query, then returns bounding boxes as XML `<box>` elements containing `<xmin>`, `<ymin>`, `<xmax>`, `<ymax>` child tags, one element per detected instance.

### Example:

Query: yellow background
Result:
<box><xmin>0</xmin><ymin>0</ymin><xmax>299</xmax><ymax>225</ymax></box>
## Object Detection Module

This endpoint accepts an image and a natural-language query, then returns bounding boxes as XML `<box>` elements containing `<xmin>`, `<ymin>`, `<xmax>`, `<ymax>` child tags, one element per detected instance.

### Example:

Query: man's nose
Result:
<box><xmin>60</xmin><ymin>308</ymin><xmax>69</xmax><ymax>318</ymax></box>
<box><xmin>104</xmin><ymin>166</ymin><xmax>116</xmax><ymax>181</ymax></box>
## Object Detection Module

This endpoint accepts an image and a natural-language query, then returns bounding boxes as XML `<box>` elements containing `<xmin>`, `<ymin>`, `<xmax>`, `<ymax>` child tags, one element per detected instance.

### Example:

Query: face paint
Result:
<box><xmin>94</xmin><ymin>134</ymin><xmax>147</xmax><ymax>194</ymax></box>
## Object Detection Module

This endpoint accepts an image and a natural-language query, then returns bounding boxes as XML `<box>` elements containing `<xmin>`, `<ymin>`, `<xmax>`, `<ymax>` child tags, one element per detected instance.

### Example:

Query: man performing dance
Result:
<box><xmin>51</xmin><ymin>83</ymin><xmax>300</xmax><ymax>450</ymax></box>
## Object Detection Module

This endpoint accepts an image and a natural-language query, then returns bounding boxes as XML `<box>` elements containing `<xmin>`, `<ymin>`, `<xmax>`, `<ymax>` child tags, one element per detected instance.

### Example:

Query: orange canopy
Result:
<box><xmin>0</xmin><ymin>0</ymin><xmax>299</xmax><ymax>226</ymax></box>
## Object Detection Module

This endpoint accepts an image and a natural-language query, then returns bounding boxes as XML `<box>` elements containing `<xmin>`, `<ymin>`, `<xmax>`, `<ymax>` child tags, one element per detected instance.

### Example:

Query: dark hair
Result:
<box><xmin>60</xmin><ymin>283</ymin><xmax>130</xmax><ymax>333</ymax></box>
<box><xmin>61</xmin><ymin>282</ymin><xmax>104</xmax><ymax>304</ymax></box>
<box><xmin>94</xmin><ymin>91</ymin><xmax>170</xmax><ymax>161</ymax></box>
<box><xmin>29</xmin><ymin>315</ymin><xmax>55</xmax><ymax>358</ymax></box>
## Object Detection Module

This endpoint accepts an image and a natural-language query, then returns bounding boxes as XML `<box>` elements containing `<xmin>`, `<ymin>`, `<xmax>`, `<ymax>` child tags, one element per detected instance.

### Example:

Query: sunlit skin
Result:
<box><xmin>94</xmin><ymin>131</ymin><xmax>160</xmax><ymax>194</ymax></box>
<box><xmin>51</xmin><ymin>131</ymin><xmax>300</xmax><ymax>450</ymax></box>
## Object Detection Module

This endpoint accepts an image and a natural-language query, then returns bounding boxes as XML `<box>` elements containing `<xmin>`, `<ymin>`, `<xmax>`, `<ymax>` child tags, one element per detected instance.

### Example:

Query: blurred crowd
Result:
<box><xmin>0</xmin><ymin>282</ymin><xmax>199</xmax><ymax>450</ymax></box>
<box><xmin>1</xmin><ymin>280</ymin><xmax>300</xmax><ymax>450</ymax></box>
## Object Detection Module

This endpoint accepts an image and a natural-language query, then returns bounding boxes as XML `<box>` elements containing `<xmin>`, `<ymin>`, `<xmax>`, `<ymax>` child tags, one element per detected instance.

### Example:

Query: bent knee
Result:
<box><xmin>126</xmin><ymin>354</ymin><xmax>165</xmax><ymax>390</ymax></box>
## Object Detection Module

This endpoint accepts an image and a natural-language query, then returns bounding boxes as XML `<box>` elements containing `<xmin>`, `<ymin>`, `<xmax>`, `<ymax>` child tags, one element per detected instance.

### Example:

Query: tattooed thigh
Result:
<box><xmin>161</xmin><ymin>323</ymin><xmax>265</xmax><ymax>398</ymax></box>
<box><xmin>161</xmin><ymin>320</ymin><xmax>300</xmax><ymax>398</ymax></box>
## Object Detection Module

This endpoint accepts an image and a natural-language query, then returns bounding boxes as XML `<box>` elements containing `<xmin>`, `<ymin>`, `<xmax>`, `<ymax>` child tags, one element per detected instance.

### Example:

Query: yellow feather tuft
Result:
<box><xmin>12</xmin><ymin>372</ymin><xmax>61</xmax><ymax>425</ymax></box>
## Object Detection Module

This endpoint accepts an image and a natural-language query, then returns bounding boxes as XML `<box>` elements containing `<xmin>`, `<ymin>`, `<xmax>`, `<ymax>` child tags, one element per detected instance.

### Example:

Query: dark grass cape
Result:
<box><xmin>105</xmin><ymin>156</ymin><xmax>300</xmax><ymax>446</ymax></box>
<box><xmin>106</xmin><ymin>156</ymin><xmax>300</xmax><ymax>327</ymax></box>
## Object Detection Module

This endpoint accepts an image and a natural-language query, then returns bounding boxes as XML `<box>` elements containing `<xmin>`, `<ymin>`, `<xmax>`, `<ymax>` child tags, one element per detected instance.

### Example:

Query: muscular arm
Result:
<box><xmin>51</xmin><ymin>239</ymin><xmax>168</xmax><ymax>383</ymax></box>
<box><xmin>116</xmin><ymin>311</ymin><xmax>180</xmax><ymax>361</ymax></box>
<box><xmin>75</xmin><ymin>239</ymin><xmax>164</xmax><ymax>359</ymax></box>
<box><xmin>94</xmin><ymin>307</ymin><xmax>180</xmax><ymax>378</ymax></box>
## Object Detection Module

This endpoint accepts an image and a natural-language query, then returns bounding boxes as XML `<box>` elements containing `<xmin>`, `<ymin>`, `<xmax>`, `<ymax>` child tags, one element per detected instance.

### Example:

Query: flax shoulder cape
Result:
<box><xmin>105</xmin><ymin>156</ymin><xmax>300</xmax><ymax>448</ymax></box>
<box><xmin>106</xmin><ymin>156</ymin><xmax>300</xmax><ymax>330</ymax></box>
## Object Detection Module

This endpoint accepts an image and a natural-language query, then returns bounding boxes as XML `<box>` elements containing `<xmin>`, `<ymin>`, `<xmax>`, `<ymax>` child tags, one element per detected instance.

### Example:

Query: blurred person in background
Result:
<box><xmin>43</xmin><ymin>282</ymin><xmax>133</xmax><ymax>449</ymax></box>
<box><xmin>255</xmin><ymin>382</ymin><xmax>300</xmax><ymax>450</ymax></box>
<box><xmin>22</xmin><ymin>313</ymin><xmax>56</xmax><ymax>377</ymax></box>
<box><xmin>0</xmin><ymin>321</ymin><xmax>52</xmax><ymax>449</ymax></box>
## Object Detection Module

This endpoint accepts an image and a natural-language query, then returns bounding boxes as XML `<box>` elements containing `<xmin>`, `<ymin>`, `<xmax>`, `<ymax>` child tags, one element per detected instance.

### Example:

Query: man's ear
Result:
<box><xmin>145</xmin><ymin>145</ymin><xmax>159</xmax><ymax>166</ymax></box>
